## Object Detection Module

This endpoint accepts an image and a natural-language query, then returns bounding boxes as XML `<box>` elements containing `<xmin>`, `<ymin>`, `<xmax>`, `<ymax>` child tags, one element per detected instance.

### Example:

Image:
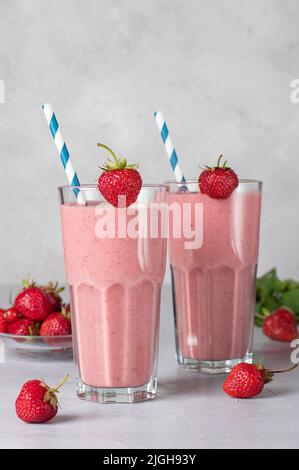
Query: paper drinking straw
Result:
<box><xmin>154</xmin><ymin>111</ymin><xmax>186</xmax><ymax>184</ymax></box>
<box><xmin>42</xmin><ymin>103</ymin><xmax>86</xmax><ymax>205</ymax></box>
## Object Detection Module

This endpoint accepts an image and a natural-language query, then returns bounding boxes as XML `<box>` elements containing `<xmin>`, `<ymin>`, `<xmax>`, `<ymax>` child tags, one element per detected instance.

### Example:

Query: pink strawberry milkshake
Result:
<box><xmin>60</xmin><ymin>188</ymin><xmax>167</xmax><ymax>401</ymax></box>
<box><xmin>167</xmin><ymin>180</ymin><xmax>262</xmax><ymax>372</ymax></box>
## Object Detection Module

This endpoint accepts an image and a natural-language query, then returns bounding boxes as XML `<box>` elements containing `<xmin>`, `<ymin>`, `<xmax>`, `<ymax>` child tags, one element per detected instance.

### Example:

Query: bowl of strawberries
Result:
<box><xmin>0</xmin><ymin>279</ymin><xmax>72</xmax><ymax>358</ymax></box>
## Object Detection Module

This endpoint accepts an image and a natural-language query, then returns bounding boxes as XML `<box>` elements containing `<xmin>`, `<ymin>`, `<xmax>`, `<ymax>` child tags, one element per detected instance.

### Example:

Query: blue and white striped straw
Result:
<box><xmin>42</xmin><ymin>103</ymin><xmax>86</xmax><ymax>205</ymax></box>
<box><xmin>154</xmin><ymin>110</ymin><xmax>186</xmax><ymax>184</ymax></box>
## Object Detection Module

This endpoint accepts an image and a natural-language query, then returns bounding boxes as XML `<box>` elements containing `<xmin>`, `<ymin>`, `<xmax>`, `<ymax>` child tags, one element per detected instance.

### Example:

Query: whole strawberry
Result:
<box><xmin>7</xmin><ymin>319</ymin><xmax>37</xmax><ymax>336</ymax></box>
<box><xmin>14</xmin><ymin>279</ymin><xmax>52</xmax><ymax>321</ymax></box>
<box><xmin>15</xmin><ymin>375</ymin><xmax>69</xmax><ymax>423</ymax></box>
<box><xmin>97</xmin><ymin>143</ymin><xmax>142</xmax><ymax>208</ymax></box>
<box><xmin>43</xmin><ymin>281</ymin><xmax>64</xmax><ymax>312</ymax></box>
<box><xmin>263</xmin><ymin>307</ymin><xmax>297</xmax><ymax>342</ymax></box>
<box><xmin>0</xmin><ymin>317</ymin><xmax>8</xmax><ymax>333</ymax></box>
<box><xmin>199</xmin><ymin>155</ymin><xmax>239</xmax><ymax>199</ymax></box>
<box><xmin>40</xmin><ymin>308</ymin><xmax>71</xmax><ymax>336</ymax></box>
<box><xmin>3</xmin><ymin>307</ymin><xmax>22</xmax><ymax>324</ymax></box>
<box><xmin>223</xmin><ymin>362</ymin><xmax>297</xmax><ymax>399</ymax></box>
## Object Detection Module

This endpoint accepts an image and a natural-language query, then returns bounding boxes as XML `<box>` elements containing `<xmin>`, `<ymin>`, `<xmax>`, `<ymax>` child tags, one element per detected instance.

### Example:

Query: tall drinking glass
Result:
<box><xmin>166</xmin><ymin>180</ymin><xmax>262</xmax><ymax>374</ymax></box>
<box><xmin>59</xmin><ymin>184</ymin><xmax>167</xmax><ymax>403</ymax></box>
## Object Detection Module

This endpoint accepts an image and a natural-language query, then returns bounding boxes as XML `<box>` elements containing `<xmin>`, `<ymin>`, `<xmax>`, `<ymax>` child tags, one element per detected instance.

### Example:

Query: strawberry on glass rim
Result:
<box><xmin>199</xmin><ymin>155</ymin><xmax>239</xmax><ymax>199</ymax></box>
<box><xmin>97</xmin><ymin>143</ymin><xmax>142</xmax><ymax>208</ymax></box>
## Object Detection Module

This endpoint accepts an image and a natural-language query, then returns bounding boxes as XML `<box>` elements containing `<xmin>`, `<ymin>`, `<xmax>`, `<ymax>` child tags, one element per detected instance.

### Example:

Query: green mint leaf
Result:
<box><xmin>255</xmin><ymin>268</ymin><xmax>299</xmax><ymax>326</ymax></box>
<box><xmin>280</xmin><ymin>290</ymin><xmax>299</xmax><ymax>315</ymax></box>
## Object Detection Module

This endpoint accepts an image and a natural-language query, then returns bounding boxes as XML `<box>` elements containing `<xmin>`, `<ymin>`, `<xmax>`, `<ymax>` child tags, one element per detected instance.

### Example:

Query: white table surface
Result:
<box><xmin>0</xmin><ymin>284</ymin><xmax>298</xmax><ymax>449</ymax></box>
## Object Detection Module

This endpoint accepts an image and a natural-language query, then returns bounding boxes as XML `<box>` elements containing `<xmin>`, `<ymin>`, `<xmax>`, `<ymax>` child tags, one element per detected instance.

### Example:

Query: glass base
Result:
<box><xmin>176</xmin><ymin>352</ymin><xmax>253</xmax><ymax>374</ymax></box>
<box><xmin>76</xmin><ymin>377</ymin><xmax>157</xmax><ymax>404</ymax></box>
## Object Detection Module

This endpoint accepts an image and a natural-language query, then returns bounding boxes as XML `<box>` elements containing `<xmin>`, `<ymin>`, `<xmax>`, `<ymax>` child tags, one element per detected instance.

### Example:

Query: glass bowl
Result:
<box><xmin>0</xmin><ymin>332</ymin><xmax>73</xmax><ymax>359</ymax></box>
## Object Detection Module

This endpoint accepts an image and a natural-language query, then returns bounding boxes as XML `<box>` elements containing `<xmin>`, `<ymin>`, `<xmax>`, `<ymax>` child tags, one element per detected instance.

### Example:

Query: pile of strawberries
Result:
<box><xmin>0</xmin><ymin>280</ymin><xmax>71</xmax><ymax>337</ymax></box>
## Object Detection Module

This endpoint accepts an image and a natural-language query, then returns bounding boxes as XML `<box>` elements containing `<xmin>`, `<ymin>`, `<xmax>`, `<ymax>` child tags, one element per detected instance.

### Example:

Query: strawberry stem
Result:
<box><xmin>40</xmin><ymin>374</ymin><xmax>70</xmax><ymax>409</ymax></box>
<box><xmin>97</xmin><ymin>143</ymin><xmax>118</xmax><ymax>165</ymax></box>
<box><xmin>204</xmin><ymin>154</ymin><xmax>231</xmax><ymax>171</ymax></box>
<box><xmin>97</xmin><ymin>143</ymin><xmax>139</xmax><ymax>171</ymax></box>
<box><xmin>217</xmin><ymin>154</ymin><xmax>223</xmax><ymax>167</ymax></box>
<box><xmin>255</xmin><ymin>312</ymin><xmax>266</xmax><ymax>320</ymax></box>
<box><xmin>269</xmin><ymin>363</ymin><xmax>297</xmax><ymax>374</ymax></box>
<box><xmin>55</xmin><ymin>374</ymin><xmax>70</xmax><ymax>391</ymax></box>
<box><xmin>40</xmin><ymin>374</ymin><xmax>70</xmax><ymax>393</ymax></box>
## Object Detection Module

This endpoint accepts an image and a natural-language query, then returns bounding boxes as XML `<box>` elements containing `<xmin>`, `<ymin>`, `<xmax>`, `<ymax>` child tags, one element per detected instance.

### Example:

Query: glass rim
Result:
<box><xmin>58</xmin><ymin>183</ymin><xmax>167</xmax><ymax>191</ymax></box>
<box><xmin>0</xmin><ymin>332</ymin><xmax>72</xmax><ymax>340</ymax></box>
<box><xmin>164</xmin><ymin>178</ymin><xmax>263</xmax><ymax>186</ymax></box>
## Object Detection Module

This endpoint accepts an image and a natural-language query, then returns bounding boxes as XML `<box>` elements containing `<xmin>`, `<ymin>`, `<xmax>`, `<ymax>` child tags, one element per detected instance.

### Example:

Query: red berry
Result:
<box><xmin>64</xmin><ymin>303</ymin><xmax>71</xmax><ymax>314</ymax></box>
<box><xmin>46</xmin><ymin>292</ymin><xmax>62</xmax><ymax>312</ymax></box>
<box><xmin>40</xmin><ymin>311</ymin><xmax>71</xmax><ymax>336</ymax></box>
<box><xmin>223</xmin><ymin>363</ymin><xmax>271</xmax><ymax>398</ymax></box>
<box><xmin>223</xmin><ymin>361</ymin><xmax>297</xmax><ymax>399</ymax></box>
<box><xmin>0</xmin><ymin>309</ymin><xmax>6</xmax><ymax>320</ymax></box>
<box><xmin>199</xmin><ymin>155</ymin><xmax>239</xmax><ymax>199</ymax></box>
<box><xmin>263</xmin><ymin>308</ymin><xmax>297</xmax><ymax>342</ymax></box>
<box><xmin>15</xmin><ymin>375</ymin><xmax>69</xmax><ymax>423</ymax></box>
<box><xmin>42</xmin><ymin>282</ymin><xmax>64</xmax><ymax>312</ymax></box>
<box><xmin>0</xmin><ymin>317</ymin><xmax>8</xmax><ymax>333</ymax></box>
<box><xmin>97</xmin><ymin>143</ymin><xmax>142</xmax><ymax>208</ymax></box>
<box><xmin>14</xmin><ymin>285</ymin><xmax>52</xmax><ymax>321</ymax></box>
<box><xmin>3</xmin><ymin>307</ymin><xmax>22</xmax><ymax>324</ymax></box>
<box><xmin>7</xmin><ymin>319</ymin><xmax>36</xmax><ymax>336</ymax></box>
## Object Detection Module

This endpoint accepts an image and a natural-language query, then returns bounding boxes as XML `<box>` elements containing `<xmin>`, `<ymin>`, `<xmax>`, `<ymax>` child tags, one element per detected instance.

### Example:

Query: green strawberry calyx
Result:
<box><xmin>40</xmin><ymin>374</ymin><xmax>70</xmax><ymax>409</ymax></box>
<box><xmin>61</xmin><ymin>305</ymin><xmax>71</xmax><ymax>320</ymax></box>
<box><xmin>22</xmin><ymin>277</ymin><xmax>35</xmax><ymax>289</ymax></box>
<box><xmin>204</xmin><ymin>155</ymin><xmax>230</xmax><ymax>171</ymax></box>
<box><xmin>97</xmin><ymin>143</ymin><xmax>139</xmax><ymax>171</ymax></box>
<box><xmin>43</xmin><ymin>281</ymin><xmax>65</xmax><ymax>297</ymax></box>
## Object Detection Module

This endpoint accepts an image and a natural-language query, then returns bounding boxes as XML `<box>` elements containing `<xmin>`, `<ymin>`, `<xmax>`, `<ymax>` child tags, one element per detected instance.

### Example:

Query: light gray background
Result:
<box><xmin>0</xmin><ymin>0</ymin><xmax>299</xmax><ymax>285</ymax></box>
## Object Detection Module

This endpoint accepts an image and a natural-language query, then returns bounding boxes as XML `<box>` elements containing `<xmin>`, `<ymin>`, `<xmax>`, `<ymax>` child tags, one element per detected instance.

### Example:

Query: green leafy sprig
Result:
<box><xmin>255</xmin><ymin>268</ymin><xmax>299</xmax><ymax>326</ymax></box>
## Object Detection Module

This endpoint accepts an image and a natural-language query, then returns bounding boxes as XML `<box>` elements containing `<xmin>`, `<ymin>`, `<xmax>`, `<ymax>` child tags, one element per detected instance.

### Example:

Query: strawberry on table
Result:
<box><xmin>262</xmin><ymin>307</ymin><xmax>297</xmax><ymax>342</ymax></box>
<box><xmin>14</xmin><ymin>279</ymin><xmax>52</xmax><ymax>321</ymax></box>
<box><xmin>40</xmin><ymin>308</ymin><xmax>71</xmax><ymax>336</ymax></box>
<box><xmin>7</xmin><ymin>319</ymin><xmax>37</xmax><ymax>336</ymax></box>
<box><xmin>15</xmin><ymin>375</ymin><xmax>69</xmax><ymax>423</ymax></box>
<box><xmin>223</xmin><ymin>362</ymin><xmax>297</xmax><ymax>399</ymax></box>
<box><xmin>97</xmin><ymin>143</ymin><xmax>142</xmax><ymax>208</ymax></box>
<box><xmin>199</xmin><ymin>155</ymin><xmax>239</xmax><ymax>199</ymax></box>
